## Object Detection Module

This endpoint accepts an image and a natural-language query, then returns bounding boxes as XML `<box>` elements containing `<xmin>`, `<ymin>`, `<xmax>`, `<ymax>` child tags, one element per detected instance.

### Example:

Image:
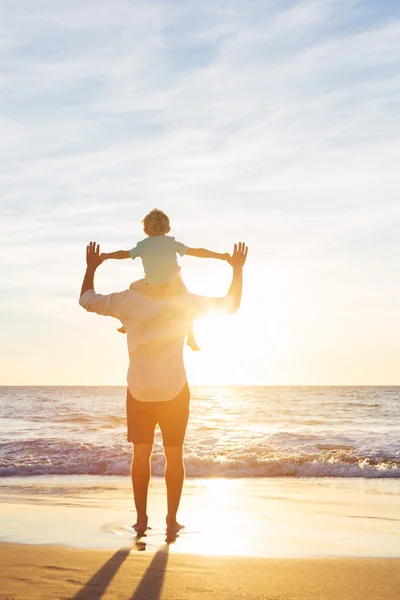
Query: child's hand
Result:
<box><xmin>99</xmin><ymin>253</ymin><xmax>108</xmax><ymax>262</ymax></box>
<box><xmin>222</xmin><ymin>253</ymin><xmax>231</xmax><ymax>261</ymax></box>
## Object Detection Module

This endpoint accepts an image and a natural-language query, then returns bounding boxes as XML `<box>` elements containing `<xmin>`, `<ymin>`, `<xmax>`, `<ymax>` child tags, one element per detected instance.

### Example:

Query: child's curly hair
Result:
<box><xmin>142</xmin><ymin>209</ymin><xmax>170</xmax><ymax>236</ymax></box>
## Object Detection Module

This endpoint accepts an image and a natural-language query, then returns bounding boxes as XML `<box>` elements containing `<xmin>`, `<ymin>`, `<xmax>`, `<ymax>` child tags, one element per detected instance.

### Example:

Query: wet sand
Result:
<box><xmin>1</xmin><ymin>476</ymin><xmax>400</xmax><ymax>599</ymax></box>
<box><xmin>0</xmin><ymin>476</ymin><xmax>399</xmax><ymax>556</ymax></box>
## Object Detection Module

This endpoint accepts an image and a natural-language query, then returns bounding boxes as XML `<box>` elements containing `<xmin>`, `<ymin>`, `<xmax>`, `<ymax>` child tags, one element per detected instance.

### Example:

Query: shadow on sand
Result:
<box><xmin>71</xmin><ymin>548</ymin><xmax>130</xmax><ymax>599</ymax></box>
<box><xmin>130</xmin><ymin>544</ymin><xmax>169</xmax><ymax>599</ymax></box>
<box><xmin>71</xmin><ymin>543</ymin><xmax>170</xmax><ymax>600</ymax></box>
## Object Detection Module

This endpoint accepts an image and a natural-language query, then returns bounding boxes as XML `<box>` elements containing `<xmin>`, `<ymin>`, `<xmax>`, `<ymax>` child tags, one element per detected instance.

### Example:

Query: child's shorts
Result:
<box><xmin>129</xmin><ymin>276</ymin><xmax>187</xmax><ymax>298</ymax></box>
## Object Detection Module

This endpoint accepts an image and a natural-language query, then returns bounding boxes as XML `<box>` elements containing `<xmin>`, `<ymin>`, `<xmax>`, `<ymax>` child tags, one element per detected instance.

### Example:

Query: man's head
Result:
<box><xmin>143</xmin><ymin>209</ymin><xmax>171</xmax><ymax>237</ymax></box>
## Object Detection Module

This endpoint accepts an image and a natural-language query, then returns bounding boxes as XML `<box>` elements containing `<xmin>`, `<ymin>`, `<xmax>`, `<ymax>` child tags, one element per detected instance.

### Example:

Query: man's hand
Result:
<box><xmin>86</xmin><ymin>241</ymin><xmax>104</xmax><ymax>271</ymax></box>
<box><xmin>227</xmin><ymin>242</ymin><xmax>248</xmax><ymax>269</ymax></box>
<box><xmin>225</xmin><ymin>242</ymin><xmax>247</xmax><ymax>311</ymax></box>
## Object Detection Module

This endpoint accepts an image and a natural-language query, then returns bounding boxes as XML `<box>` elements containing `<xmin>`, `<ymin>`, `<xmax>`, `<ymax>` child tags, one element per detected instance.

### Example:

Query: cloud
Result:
<box><xmin>1</xmin><ymin>0</ymin><xmax>400</xmax><ymax>382</ymax></box>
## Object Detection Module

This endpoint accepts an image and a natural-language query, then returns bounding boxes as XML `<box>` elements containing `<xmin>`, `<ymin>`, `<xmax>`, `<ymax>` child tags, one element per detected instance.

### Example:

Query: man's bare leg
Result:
<box><xmin>164</xmin><ymin>445</ymin><xmax>185</xmax><ymax>533</ymax></box>
<box><xmin>131</xmin><ymin>444</ymin><xmax>152</xmax><ymax>532</ymax></box>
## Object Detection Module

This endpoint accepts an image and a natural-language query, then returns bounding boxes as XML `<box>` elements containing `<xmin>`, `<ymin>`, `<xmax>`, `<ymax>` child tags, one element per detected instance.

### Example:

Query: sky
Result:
<box><xmin>1</xmin><ymin>0</ymin><xmax>400</xmax><ymax>385</ymax></box>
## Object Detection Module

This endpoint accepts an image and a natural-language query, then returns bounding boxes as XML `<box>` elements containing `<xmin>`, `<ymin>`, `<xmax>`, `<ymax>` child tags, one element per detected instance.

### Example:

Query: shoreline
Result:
<box><xmin>1</xmin><ymin>476</ymin><xmax>400</xmax><ymax>599</ymax></box>
<box><xmin>1</xmin><ymin>475</ymin><xmax>399</xmax><ymax>557</ymax></box>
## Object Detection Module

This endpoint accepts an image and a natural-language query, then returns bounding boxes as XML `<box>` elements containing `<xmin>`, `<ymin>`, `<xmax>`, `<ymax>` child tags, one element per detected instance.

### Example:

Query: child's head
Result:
<box><xmin>142</xmin><ymin>209</ymin><xmax>170</xmax><ymax>236</ymax></box>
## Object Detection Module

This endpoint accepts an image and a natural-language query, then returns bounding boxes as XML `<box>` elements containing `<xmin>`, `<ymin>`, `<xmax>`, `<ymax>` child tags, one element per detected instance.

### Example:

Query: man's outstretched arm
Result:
<box><xmin>226</xmin><ymin>242</ymin><xmax>248</xmax><ymax>311</ymax></box>
<box><xmin>181</xmin><ymin>242</ymin><xmax>248</xmax><ymax>318</ymax></box>
<box><xmin>80</xmin><ymin>241</ymin><xmax>137</xmax><ymax>320</ymax></box>
<box><xmin>80</xmin><ymin>241</ymin><xmax>103</xmax><ymax>297</ymax></box>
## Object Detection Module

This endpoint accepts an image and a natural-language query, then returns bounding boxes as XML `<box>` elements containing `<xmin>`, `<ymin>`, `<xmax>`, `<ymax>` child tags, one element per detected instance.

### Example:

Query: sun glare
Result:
<box><xmin>184</xmin><ymin>264</ymin><xmax>297</xmax><ymax>386</ymax></box>
<box><xmin>185</xmin><ymin>311</ymin><xmax>282</xmax><ymax>386</ymax></box>
<box><xmin>175</xmin><ymin>479</ymin><xmax>256</xmax><ymax>556</ymax></box>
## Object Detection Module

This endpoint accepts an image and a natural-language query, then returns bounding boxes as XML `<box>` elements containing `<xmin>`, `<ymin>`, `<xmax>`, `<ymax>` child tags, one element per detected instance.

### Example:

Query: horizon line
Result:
<box><xmin>1</xmin><ymin>384</ymin><xmax>400</xmax><ymax>388</ymax></box>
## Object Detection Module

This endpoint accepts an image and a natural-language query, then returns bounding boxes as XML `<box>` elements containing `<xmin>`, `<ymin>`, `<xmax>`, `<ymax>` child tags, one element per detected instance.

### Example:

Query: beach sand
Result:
<box><xmin>2</xmin><ymin>544</ymin><xmax>400</xmax><ymax>599</ymax></box>
<box><xmin>1</xmin><ymin>476</ymin><xmax>399</xmax><ymax>599</ymax></box>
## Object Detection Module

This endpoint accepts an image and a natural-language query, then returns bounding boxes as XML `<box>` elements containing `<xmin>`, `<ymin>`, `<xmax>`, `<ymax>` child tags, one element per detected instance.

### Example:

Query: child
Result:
<box><xmin>100</xmin><ymin>208</ymin><xmax>231</xmax><ymax>351</ymax></box>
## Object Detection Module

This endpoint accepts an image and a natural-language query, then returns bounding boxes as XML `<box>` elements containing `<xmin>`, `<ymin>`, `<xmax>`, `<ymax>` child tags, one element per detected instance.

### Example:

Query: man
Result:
<box><xmin>79</xmin><ymin>240</ymin><xmax>248</xmax><ymax>536</ymax></box>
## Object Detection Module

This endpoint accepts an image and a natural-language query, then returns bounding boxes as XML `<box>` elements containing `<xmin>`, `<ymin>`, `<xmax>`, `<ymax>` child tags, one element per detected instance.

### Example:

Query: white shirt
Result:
<box><xmin>79</xmin><ymin>289</ymin><xmax>235</xmax><ymax>402</ymax></box>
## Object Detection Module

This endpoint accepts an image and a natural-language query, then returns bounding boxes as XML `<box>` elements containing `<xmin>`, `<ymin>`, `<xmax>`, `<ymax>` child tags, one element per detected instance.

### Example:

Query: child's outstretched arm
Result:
<box><xmin>185</xmin><ymin>247</ymin><xmax>230</xmax><ymax>260</ymax></box>
<box><xmin>100</xmin><ymin>250</ymin><xmax>131</xmax><ymax>260</ymax></box>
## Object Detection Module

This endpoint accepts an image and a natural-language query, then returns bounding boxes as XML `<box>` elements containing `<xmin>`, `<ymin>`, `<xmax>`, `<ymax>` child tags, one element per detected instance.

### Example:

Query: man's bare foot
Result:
<box><xmin>132</xmin><ymin>519</ymin><xmax>148</xmax><ymax>534</ymax></box>
<box><xmin>186</xmin><ymin>338</ymin><xmax>200</xmax><ymax>351</ymax></box>
<box><xmin>117</xmin><ymin>325</ymin><xmax>126</xmax><ymax>334</ymax></box>
<box><xmin>166</xmin><ymin>520</ymin><xmax>185</xmax><ymax>535</ymax></box>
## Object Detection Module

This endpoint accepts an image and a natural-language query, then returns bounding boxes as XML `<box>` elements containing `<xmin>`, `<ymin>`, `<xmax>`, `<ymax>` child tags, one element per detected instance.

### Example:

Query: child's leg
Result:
<box><xmin>186</xmin><ymin>320</ymin><xmax>200</xmax><ymax>351</ymax></box>
<box><xmin>174</xmin><ymin>278</ymin><xmax>200</xmax><ymax>351</ymax></box>
<box><xmin>163</xmin><ymin>277</ymin><xmax>200</xmax><ymax>351</ymax></box>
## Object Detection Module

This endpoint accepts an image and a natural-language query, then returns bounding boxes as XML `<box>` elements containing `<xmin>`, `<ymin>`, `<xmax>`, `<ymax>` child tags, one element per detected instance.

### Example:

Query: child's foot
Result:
<box><xmin>117</xmin><ymin>325</ymin><xmax>126</xmax><ymax>334</ymax></box>
<box><xmin>187</xmin><ymin>338</ymin><xmax>200</xmax><ymax>351</ymax></box>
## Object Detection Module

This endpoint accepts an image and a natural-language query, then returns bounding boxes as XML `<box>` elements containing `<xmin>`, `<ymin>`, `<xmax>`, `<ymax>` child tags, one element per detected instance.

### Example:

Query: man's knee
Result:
<box><xmin>164</xmin><ymin>445</ymin><xmax>184</xmax><ymax>464</ymax></box>
<box><xmin>133</xmin><ymin>444</ymin><xmax>152</xmax><ymax>465</ymax></box>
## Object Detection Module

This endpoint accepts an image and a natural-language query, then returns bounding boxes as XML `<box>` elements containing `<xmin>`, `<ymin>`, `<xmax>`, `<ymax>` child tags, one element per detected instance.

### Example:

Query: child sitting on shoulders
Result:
<box><xmin>100</xmin><ymin>208</ymin><xmax>230</xmax><ymax>351</ymax></box>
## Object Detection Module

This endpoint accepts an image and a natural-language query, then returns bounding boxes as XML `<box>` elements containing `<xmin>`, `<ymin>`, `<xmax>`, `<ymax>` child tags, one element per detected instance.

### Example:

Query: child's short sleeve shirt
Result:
<box><xmin>129</xmin><ymin>236</ymin><xmax>188</xmax><ymax>284</ymax></box>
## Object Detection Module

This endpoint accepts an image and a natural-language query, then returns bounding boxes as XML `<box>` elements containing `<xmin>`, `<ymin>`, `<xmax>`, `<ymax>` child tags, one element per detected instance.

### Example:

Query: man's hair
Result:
<box><xmin>142</xmin><ymin>209</ymin><xmax>170</xmax><ymax>236</ymax></box>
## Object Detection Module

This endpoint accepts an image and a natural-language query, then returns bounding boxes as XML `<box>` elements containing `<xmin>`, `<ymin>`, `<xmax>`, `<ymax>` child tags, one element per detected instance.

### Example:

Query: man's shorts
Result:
<box><xmin>126</xmin><ymin>384</ymin><xmax>190</xmax><ymax>446</ymax></box>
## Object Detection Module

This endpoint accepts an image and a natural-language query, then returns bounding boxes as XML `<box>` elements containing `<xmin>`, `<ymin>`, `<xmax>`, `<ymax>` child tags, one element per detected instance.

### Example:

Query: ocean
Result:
<box><xmin>0</xmin><ymin>386</ymin><xmax>399</xmax><ymax>478</ymax></box>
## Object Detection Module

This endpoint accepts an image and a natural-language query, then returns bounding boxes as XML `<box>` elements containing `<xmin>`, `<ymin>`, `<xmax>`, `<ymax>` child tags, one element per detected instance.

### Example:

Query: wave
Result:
<box><xmin>1</xmin><ymin>439</ymin><xmax>399</xmax><ymax>478</ymax></box>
